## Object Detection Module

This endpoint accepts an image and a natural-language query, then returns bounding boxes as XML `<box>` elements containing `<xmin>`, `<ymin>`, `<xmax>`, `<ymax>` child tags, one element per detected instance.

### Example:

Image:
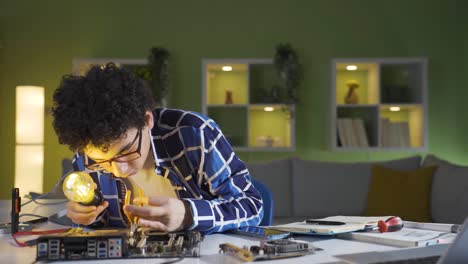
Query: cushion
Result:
<box><xmin>247</xmin><ymin>158</ymin><xmax>292</xmax><ymax>217</ymax></box>
<box><xmin>423</xmin><ymin>155</ymin><xmax>468</xmax><ymax>224</ymax></box>
<box><xmin>364</xmin><ymin>165</ymin><xmax>437</xmax><ymax>222</ymax></box>
<box><xmin>292</xmin><ymin>156</ymin><xmax>422</xmax><ymax>217</ymax></box>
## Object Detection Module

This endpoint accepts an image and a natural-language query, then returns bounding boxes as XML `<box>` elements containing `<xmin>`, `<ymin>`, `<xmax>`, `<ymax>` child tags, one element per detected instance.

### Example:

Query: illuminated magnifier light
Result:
<box><xmin>62</xmin><ymin>171</ymin><xmax>104</xmax><ymax>206</ymax></box>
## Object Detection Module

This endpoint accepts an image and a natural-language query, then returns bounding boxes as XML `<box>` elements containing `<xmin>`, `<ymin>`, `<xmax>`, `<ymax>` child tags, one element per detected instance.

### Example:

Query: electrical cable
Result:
<box><xmin>159</xmin><ymin>256</ymin><xmax>185</xmax><ymax>264</ymax></box>
<box><xmin>21</xmin><ymin>169</ymin><xmax>73</xmax><ymax>207</ymax></box>
<box><xmin>12</xmin><ymin>228</ymin><xmax>71</xmax><ymax>247</ymax></box>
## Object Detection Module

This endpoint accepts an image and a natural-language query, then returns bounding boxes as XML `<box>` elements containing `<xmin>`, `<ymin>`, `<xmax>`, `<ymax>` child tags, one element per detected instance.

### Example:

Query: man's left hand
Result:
<box><xmin>124</xmin><ymin>196</ymin><xmax>193</xmax><ymax>232</ymax></box>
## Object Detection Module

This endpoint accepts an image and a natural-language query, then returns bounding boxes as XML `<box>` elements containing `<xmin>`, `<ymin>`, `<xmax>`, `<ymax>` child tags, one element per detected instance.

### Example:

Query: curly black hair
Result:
<box><xmin>52</xmin><ymin>63</ymin><xmax>156</xmax><ymax>152</ymax></box>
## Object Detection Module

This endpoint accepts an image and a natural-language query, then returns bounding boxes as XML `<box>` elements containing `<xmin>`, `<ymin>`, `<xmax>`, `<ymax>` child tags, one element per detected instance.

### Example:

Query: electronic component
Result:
<box><xmin>11</xmin><ymin>188</ymin><xmax>21</xmax><ymax>234</ymax></box>
<box><xmin>231</xmin><ymin>226</ymin><xmax>290</xmax><ymax>240</ymax></box>
<box><xmin>219</xmin><ymin>238</ymin><xmax>317</xmax><ymax>261</ymax></box>
<box><xmin>36</xmin><ymin>228</ymin><xmax>202</xmax><ymax>261</ymax></box>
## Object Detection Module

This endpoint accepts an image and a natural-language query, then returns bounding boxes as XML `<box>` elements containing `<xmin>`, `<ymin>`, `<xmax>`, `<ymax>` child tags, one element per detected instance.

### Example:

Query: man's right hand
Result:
<box><xmin>66</xmin><ymin>200</ymin><xmax>109</xmax><ymax>225</ymax></box>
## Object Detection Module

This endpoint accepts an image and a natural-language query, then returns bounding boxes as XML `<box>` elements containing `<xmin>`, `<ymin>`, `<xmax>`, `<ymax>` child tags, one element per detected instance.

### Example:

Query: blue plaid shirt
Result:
<box><xmin>72</xmin><ymin>108</ymin><xmax>263</xmax><ymax>234</ymax></box>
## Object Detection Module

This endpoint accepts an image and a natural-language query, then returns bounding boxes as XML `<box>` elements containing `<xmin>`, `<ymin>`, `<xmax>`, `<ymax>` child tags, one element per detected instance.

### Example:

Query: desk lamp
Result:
<box><xmin>62</xmin><ymin>171</ymin><xmax>104</xmax><ymax>206</ymax></box>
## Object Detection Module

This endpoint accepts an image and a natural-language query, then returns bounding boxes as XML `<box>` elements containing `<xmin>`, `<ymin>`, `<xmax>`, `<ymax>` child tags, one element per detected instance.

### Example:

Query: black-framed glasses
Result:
<box><xmin>84</xmin><ymin>128</ymin><xmax>142</xmax><ymax>172</ymax></box>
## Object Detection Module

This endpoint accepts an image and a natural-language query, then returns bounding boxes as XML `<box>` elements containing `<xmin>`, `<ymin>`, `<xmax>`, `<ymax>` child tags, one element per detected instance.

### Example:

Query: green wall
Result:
<box><xmin>1</xmin><ymin>0</ymin><xmax>467</xmax><ymax>198</ymax></box>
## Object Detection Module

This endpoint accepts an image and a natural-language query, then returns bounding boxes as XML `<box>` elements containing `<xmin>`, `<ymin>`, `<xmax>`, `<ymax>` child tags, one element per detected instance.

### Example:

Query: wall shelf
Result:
<box><xmin>331</xmin><ymin>58</ymin><xmax>428</xmax><ymax>151</ymax></box>
<box><xmin>202</xmin><ymin>59</ymin><xmax>295</xmax><ymax>151</ymax></box>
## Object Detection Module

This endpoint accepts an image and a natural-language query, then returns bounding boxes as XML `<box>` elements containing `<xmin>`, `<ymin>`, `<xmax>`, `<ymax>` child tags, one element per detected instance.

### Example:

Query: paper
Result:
<box><xmin>270</xmin><ymin>216</ymin><xmax>393</xmax><ymax>235</ymax></box>
<box><xmin>316</xmin><ymin>216</ymin><xmax>393</xmax><ymax>227</ymax></box>
<box><xmin>271</xmin><ymin>221</ymin><xmax>365</xmax><ymax>235</ymax></box>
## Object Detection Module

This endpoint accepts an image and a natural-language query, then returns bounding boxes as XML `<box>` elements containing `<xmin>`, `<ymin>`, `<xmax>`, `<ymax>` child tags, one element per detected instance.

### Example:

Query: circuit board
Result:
<box><xmin>36</xmin><ymin>228</ymin><xmax>203</xmax><ymax>261</ymax></box>
<box><xmin>219</xmin><ymin>238</ymin><xmax>317</xmax><ymax>261</ymax></box>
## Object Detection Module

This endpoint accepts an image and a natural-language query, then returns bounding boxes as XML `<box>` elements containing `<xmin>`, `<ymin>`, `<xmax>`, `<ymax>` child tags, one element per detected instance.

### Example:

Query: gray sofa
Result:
<box><xmin>247</xmin><ymin>155</ymin><xmax>468</xmax><ymax>224</ymax></box>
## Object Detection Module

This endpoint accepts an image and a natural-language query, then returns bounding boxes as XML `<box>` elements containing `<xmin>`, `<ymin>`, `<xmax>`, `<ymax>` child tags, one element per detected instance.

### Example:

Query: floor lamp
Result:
<box><xmin>15</xmin><ymin>85</ymin><xmax>44</xmax><ymax>194</ymax></box>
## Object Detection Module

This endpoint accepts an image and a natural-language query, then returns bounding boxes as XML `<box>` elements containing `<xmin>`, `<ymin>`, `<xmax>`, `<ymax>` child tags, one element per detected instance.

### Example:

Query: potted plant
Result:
<box><xmin>148</xmin><ymin>47</ymin><xmax>170</xmax><ymax>107</ymax></box>
<box><xmin>273</xmin><ymin>44</ymin><xmax>302</xmax><ymax>103</ymax></box>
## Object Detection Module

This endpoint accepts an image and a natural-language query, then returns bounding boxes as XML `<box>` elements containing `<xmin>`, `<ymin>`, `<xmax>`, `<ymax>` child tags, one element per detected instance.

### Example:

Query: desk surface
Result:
<box><xmin>0</xmin><ymin>200</ymin><xmax>406</xmax><ymax>264</ymax></box>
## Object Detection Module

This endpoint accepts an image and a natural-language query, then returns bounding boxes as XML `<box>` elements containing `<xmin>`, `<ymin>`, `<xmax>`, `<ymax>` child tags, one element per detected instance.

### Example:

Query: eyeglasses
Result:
<box><xmin>84</xmin><ymin>128</ymin><xmax>142</xmax><ymax>172</ymax></box>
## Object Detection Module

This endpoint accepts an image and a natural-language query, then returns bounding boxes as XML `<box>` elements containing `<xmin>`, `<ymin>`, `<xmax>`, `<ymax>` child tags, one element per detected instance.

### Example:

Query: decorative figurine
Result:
<box><xmin>344</xmin><ymin>80</ymin><xmax>359</xmax><ymax>104</ymax></box>
<box><xmin>225</xmin><ymin>89</ymin><xmax>233</xmax><ymax>104</ymax></box>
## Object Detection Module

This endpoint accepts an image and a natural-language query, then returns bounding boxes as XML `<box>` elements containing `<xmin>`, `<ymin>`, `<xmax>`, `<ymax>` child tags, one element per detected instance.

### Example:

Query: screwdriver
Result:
<box><xmin>377</xmin><ymin>216</ymin><xmax>404</xmax><ymax>233</ymax></box>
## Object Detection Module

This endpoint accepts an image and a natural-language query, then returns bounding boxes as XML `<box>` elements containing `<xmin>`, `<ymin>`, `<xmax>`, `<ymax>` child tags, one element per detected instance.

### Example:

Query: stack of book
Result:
<box><xmin>380</xmin><ymin>118</ymin><xmax>411</xmax><ymax>147</ymax></box>
<box><xmin>337</xmin><ymin>118</ymin><xmax>369</xmax><ymax>147</ymax></box>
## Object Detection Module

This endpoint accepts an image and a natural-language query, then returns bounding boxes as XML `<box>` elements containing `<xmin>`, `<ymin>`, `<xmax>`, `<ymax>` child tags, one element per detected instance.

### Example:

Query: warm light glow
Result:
<box><xmin>346</xmin><ymin>65</ymin><xmax>358</xmax><ymax>71</ymax></box>
<box><xmin>63</xmin><ymin>172</ymin><xmax>96</xmax><ymax>204</ymax></box>
<box><xmin>264</xmin><ymin>106</ymin><xmax>275</xmax><ymax>112</ymax></box>
<box><xmin>16</xmin><ymin>86</ymin><xmax>44</xmax><ymax>144</ymax></box>
<box><xmin>15</xmin><ymin>86</ymin><xmax>45</xmax><ymax>194</ymax></box>
<box><xmin>15</xmin><ymin>145</ymin><xmax>43</xmax><ymax>193</ymax></box>
<box><xmin>390</xmin><ymin>106</ymin><xmax>401</xmax><ymax>112</ymax></box>
<box><xmin>222</xmin><ymin>66</ymin><xmax>232</xmax><ymax>71</ymax></box>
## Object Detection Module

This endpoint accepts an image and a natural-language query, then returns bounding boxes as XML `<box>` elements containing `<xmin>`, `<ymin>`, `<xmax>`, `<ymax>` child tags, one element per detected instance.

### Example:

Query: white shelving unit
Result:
<box><xmin>330</xmin><ymin>58</ymin><xmax>428</xmax><ymax>151</ymax></box>
<box><xmin>202</xmin><ymin>59</ymin><xmax>295</xmax><ymax>151</ymax></box>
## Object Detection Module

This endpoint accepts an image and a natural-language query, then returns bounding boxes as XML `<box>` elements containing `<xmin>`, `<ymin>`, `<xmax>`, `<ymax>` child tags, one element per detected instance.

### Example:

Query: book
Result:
<box><xmin>342</xmin><ymin>118</ymin><xmax>358</xmax><ymax>147</ymax></box>
<box><xmin>270</xmin><ymin>216</ymin><xmax>392</xmax><ymax>235</ymax></box>
<box><xmin>337</xmin><ymin>118</ymin><xmax>348</xmax><ymax>147</ymax></box>
<box><xmin>403</xmin><ymin>221</ymin><xmax>461</xmax><ymax>233</ymax></box>
<box><xmin>399</xmin><ymin>121</ymin><xmax>410</xmax><ymax>147</ymax></box>
<box><xmin>338</xmin><ymin>228</ymin><xmax>457</xmax><ymax>247</ymax></box>
<box><xmin>352</xmin><ymin>118</ymin><xmax>369</xmax><ymax>147</ymax></box>
<box><xmin>380</xmin><ymin>118</ymin><xmax>391</xmax><ymax>147</ymax></box>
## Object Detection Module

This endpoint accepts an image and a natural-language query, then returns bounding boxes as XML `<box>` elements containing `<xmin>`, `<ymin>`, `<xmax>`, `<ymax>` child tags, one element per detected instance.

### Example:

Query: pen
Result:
<box><xmin>306</xmin><ymin>220</ymin><xmax>346</xmax><ymax>226</ymax></box>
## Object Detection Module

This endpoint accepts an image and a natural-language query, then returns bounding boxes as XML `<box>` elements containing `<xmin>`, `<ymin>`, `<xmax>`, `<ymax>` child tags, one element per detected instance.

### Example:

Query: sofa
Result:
<box><xmin>247</xmin><ymin>155</ymin><xmax>468</xmax><ymax>225</ymax></box>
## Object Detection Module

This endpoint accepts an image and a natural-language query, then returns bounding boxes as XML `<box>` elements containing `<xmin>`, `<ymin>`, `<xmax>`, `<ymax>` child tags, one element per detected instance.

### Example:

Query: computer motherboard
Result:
<box><xmin>36</xmin><ymin>228</ymin><xmax>203</xmax><ymax>261</ymax></box>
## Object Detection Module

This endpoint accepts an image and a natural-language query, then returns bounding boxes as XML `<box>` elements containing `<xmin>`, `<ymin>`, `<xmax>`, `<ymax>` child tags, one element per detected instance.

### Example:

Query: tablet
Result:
<box><xmin>231</xmin><ymin>226</ymin><xmax>290</xmax><ymax>240</ymax></box>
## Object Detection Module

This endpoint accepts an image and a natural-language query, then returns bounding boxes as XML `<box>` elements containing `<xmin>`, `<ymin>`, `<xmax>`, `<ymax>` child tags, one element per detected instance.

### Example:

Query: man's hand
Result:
<box><xmin>66</xmin><ymin>200</ymin><xmax>109</xmax><ymax>225</ymax></box>
<box><xmin>124</xmin><ymin>196</ymin><xmax>193</xmax><ymax>232</ymax></box>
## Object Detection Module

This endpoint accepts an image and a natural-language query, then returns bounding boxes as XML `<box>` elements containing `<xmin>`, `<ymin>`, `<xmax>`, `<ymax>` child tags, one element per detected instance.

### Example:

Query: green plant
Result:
<box><xmin>148</xmin><ymin>47</ymin><xmax>170</xmax><ymax>104</ymax></box>
<box><xmin>273</xmin><ymin>44</ymin><xmax>302</xmax><ymax>103</ymax></box>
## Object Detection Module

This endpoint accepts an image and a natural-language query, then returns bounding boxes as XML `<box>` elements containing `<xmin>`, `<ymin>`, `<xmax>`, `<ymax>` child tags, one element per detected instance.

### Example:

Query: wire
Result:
<box><xmin>159</xmin><ymin>256</ymin><xmax>185</xmax><ymax>264</ymax></box>
<box><xmin>21</xmin><ymin>169</ymin><xmax>73</xmax><ymax>207</ymax></box>
<box><xmin>12</xmin><ymin>228</ymin><xmax>71</xmax><ymax>247</ymax></box>
<box><xmin>31</xmin><ymin>199</ymin><xmax>67</xmax><ymax>205</ymax></box>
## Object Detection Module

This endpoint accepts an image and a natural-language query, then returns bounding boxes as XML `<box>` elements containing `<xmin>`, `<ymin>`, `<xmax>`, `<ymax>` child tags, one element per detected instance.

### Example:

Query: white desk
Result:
<box><xmin>0</xmin><ymin>200</ymin><xmax>403</xmax><ymax>263</ymax></box>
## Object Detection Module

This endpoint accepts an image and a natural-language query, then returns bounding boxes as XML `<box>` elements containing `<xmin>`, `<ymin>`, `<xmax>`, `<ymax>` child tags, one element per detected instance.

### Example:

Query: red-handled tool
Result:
<box><xmin>378</xmin><ymin>216</ymin><xmax>403</xmax><ymax>233</ymax></box>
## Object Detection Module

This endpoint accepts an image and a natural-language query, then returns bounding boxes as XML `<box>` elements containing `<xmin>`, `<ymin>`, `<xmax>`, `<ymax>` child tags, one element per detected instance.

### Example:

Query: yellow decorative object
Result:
<box><xmin>225</xmin><ymin>89</ymin><xmax>233</xmax><ymax>104</ymax></box>
<box><xmin>344</xmin><ymin>80</ymin><xmax>360</xmax><ymax>104</ymax></box>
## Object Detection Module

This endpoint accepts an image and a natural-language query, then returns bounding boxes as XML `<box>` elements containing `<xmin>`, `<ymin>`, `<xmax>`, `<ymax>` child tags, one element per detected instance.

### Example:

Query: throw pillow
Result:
<box><xmin>364</xmin><ymin>165</ymin><xmax>437</xmax><ymax>222</ymax></box>
<box><xmin>423</xmin><ymin>154</ymin><xmax>468</xmax><ymax>224</ymax></box>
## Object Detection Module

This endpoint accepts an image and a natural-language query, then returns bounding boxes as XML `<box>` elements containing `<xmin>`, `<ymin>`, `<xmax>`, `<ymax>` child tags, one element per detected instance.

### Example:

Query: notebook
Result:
<box><xmin>338</xmin><ymin>228</ymin><xmax>457</xmax><ymax>247</ymax></box>
<box><xmin>336</xmin><ymin>217</ymin><xmax>468</xmax><ymax>263</ymax></box>
<box><xmin>271</xmin><ymin>216</ymin><xmax>393</xmax><ymax>235</ymax></box>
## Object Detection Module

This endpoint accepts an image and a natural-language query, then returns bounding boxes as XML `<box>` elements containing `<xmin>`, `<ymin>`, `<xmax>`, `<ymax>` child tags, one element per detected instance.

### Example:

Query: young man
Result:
<box><xmin>52</xmin><ymin>63</ymin><xmax>263</xmax><ymax>234</ymax></box>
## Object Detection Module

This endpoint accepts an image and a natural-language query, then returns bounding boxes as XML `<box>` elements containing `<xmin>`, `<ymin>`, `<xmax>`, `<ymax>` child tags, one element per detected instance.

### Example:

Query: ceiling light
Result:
<box><xmin>264</xmin><ymin>107</ymin><xmax>274</xmax><ymax>112</ymax></box>
<box><xmin>390</xmin><ymin>106</ymin><xmax>401</xmax><ymax>112</ymax></box>
<box><xmin>346</xmin><ymin>65</ymin><xmax>357</xmax><ymax>71</ymax></box>
<box><xmin>222</xmin><ymin>66</ymin><xmax>232</xmax><ymax>71</ymax></box>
